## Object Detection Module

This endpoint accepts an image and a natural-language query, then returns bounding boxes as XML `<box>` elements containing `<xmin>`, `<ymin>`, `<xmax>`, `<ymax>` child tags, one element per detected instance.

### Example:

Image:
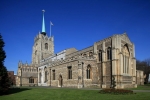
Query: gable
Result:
<box><xmin>120</xmin><ymin>33</ymin><xmax>132</xmax><ymax>44</ymax></box>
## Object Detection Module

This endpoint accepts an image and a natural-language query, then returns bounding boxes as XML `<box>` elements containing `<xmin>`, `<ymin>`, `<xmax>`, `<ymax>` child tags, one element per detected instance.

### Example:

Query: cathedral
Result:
<box><xmin>16</xmin><ymin>11</ymin><xmax>138</xmax><ymax>89</ymax></box>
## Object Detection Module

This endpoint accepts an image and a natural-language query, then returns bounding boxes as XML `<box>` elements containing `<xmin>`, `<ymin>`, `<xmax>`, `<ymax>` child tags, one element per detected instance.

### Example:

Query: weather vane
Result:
<box><xmin>42</xmin><ymin>9</ymin><xmax>45</xmax><ymax>13</ymax></box>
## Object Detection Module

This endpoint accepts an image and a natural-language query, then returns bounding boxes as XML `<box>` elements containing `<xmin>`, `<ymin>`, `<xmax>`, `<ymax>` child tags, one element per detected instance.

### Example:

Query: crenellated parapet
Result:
<box><xmin>38</xmin><ymin>55</ymin><xmax>96</xmax><ymax>67</ymax></box>
<box><xmin>66</xmin><ymin>46</ymin><xmax>94</xmax><ymax>58</ymax></box>
<box><xmin>18</xmin><ymin>61</ymin><xmax>37</xmax><ymax>71</ymax></box>
<box><xmin>34</xmin><ymin>32</ymin><xmax>54</xmax><ymax>43</ymax></box>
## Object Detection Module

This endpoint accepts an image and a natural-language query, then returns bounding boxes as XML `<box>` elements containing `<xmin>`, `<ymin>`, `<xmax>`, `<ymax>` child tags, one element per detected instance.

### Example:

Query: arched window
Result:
<box><xmin>83</xmin><ymin>54</ymin><xmax>87</xmax><ymax>57</ymax></box>
<box><xmin>107</xmin><ymin>47</ymin><xmax>112</xmax><ymax>60</ymax></box>
<box><xmin>98</xmin><ymin>50</ymin><xmax>102</xmax><ymax>62</ymax></box>
<box><xmin>89</xmin><ymin>52</ymin><xmax>93</xmax><ymax>57</ymax></box>
<box><xmin>29</xmin><ymin>77</ymin><xmax>34</xmax><ymax>83</ymax></box>
<box><xmin>45</xmin><ymin>71</ymin><xmax>47</xmax><ymax>82</ymax></box>
<box><xmin>35</xmin><ymin>50</ymin><xmax>37</xmax><ymax>55</ymax></box>
<box><xmin>123</xmin><ymin>44</ymin><xmax>130</xmax><ymax>74</ymax></box>
<box><xmin>86</xmin><ymin>65</ymin><xmax>91</xmax><ymax>79</ymax></box>
<box><xmin>68</xmin><ymin>66</ymin><xmax>72</xmax><ymax>79</ymax></box>
<box><xmin>44</xmin><ymin>67</ymin><xmax>48</xmax><ymax>82</ymax></box>
<box><xmin>39</xmin><ymin>72</ymin><xmax>41</xmax><ymax>83</ymax></box>
<box><xmin>52</xmin><ymin>70</ymin><xmax>55</xmax><ymax>80</ymax></box>
<box><xmin>45</xmin><ymin>43</ymin><xmax>48</xmax><ymax>50</ymax></box>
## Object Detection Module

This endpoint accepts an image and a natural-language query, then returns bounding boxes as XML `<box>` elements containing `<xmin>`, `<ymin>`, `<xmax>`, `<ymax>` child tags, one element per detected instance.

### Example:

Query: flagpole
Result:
<box><xmin>50</xmin><ymin>21</ymin><xmax>51</xmax><ymax>37</ymax></box>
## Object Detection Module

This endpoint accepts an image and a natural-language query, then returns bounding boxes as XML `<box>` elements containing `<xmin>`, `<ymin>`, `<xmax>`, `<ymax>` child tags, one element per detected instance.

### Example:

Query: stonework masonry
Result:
<box><xmin>16</xmin><ymin>32</ymin><xmax>144</xmax><ymax>88</ymax></box>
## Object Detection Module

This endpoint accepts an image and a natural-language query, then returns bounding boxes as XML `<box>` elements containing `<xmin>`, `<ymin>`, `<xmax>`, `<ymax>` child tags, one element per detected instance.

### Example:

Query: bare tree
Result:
<box><xmin>144</xmin><ymin>58</ymin><xmax>150</xmax><ymax>66</ymax></box>
<box><xmin>136</xmin><ymin>59</ymin><xmax>150</xmax><ymax>84</ymax></box>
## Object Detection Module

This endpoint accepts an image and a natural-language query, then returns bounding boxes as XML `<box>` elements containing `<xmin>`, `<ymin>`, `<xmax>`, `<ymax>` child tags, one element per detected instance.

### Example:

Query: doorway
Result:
<box><xmin>59</xmin><ymin>74</ymin><xmax>63</xmax><ymax>87</ymax></box>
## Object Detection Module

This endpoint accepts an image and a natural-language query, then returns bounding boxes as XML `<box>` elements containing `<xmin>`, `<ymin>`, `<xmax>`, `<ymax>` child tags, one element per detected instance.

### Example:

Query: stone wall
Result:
<box><xmin>21</xmin><ymin>77</ymin><xmax>38</xmax><ymax>86</ymax></box>
<box><xmin>136</xmin><ymin>70</ymin><xmax>144</xmax><ymax>85</ymax></box>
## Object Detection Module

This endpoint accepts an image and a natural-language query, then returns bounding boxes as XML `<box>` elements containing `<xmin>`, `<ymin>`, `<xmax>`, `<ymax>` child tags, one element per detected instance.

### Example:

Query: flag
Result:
<box><xmin>50</xmin><ymin>21</ymin><xmax>53</xmax><ymax>26</ymax></box>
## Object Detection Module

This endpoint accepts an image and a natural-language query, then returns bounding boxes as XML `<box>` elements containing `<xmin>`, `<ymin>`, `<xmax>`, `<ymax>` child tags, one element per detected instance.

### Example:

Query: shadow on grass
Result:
<box><xmin>1</xmin><ymin>87</ymin><xmax>31</xmax><ymax>96</ymax></box>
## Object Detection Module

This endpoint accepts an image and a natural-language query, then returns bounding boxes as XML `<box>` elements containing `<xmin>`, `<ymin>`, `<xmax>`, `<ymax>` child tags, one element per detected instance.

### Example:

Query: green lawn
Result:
<box><xmin>0</xmin><ymin>87</ymin><xmax>150</xmax><ymax>100</ymax></box>
<box><xmin>129</xmin><ymin>84</ymin><xmax>150</xmax><ymax>90</ymax></box>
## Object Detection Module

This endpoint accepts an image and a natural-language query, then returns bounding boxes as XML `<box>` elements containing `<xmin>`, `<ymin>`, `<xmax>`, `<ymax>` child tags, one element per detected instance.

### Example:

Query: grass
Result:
<box><xmin>129</xmin><ymin>84</ymin><xmax>150</xmax><ymax>90</ymax></box>
<box><xmin>0</xmin><ymin>87</ymin><xmax>150</xmax><ymax>100</ymax></box>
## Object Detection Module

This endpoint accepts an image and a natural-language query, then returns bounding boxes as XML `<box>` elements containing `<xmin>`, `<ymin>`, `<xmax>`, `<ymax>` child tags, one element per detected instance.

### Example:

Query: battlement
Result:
<box><xmin>66</xmin><ymin>46</ymin><xmax>93</xmax><ymax>58</ymax></box>
<box><xmin>38</xmin><ymin>55</ymin><xmax>96</xmax><ymax>67</ymax></box>
<box><xmin>18</xmin><ymin>61</ymin><xmax>37</xmax><ymax>68</ymax></box>
<box><xmin>34</xmin><ymin>32</ymin><xmax>54</xmax><ymax>43</ymax></box>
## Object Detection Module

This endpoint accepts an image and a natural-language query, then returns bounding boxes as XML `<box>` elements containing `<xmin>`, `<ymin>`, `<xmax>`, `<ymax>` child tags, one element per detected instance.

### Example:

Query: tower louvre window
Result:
<box><xmin>45</xmin><ymin>43</ymin><xmax>48</xmax><ymax>50</ymax></box>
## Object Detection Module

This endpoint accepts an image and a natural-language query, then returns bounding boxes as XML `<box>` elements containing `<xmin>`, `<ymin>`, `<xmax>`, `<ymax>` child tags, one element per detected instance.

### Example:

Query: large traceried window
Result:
<box><xmin>86</xmin><ymin>65</ymin><xmax>91</xmax><ymax>79</ymax></box>
<box><xmin>68</xmin><ymin>66</ymin><xmax>72</xmax><ymax>79</ymax></box>
<box><xmin>123</xmin><ymin>44</ymin><xmax>130</xmax><ymax>74</ymax></box>
<box><xmin>107</xmin><ymin>47</ymin><xmax>112</xmax><ymax>60</ymax></box>
<box><xmin>45</xmin><ymin>43</ymin><xmax>48</xmax><ymax>50</ymax></box>
<box><xmin>98</xmin><ymin>50</ymin><xmax>102</xmax><ymax>62</ymax></box>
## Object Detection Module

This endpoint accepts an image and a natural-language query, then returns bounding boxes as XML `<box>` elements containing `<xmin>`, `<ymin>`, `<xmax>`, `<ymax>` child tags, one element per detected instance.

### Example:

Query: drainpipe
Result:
<box><xmin>110</xmin><ymin>39</ymin><xmax>113</xmax><ymax>88</ymax></box>
<box><xmin>82</xmin><ymin>62</ymin><xmax>84</xmax><ymax>87</ymax></box>
<box><xmin>20</xmin><ymin>68</ymin><xmax>22</xmax><ymax>86</ymax></box>
<box><xmin>50</xmin><ymin>69</ymin><xmax>51</xmax><ymax>86</ymax></box>
<box><xmin>101</xmin><ymin>61</ymin><xmax>103</xmax><ymax>88</ymax></box>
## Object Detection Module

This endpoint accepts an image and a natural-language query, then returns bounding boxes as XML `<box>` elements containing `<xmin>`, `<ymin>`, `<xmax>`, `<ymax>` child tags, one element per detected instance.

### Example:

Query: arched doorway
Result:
<box><xmin>59</xmin><ymin>74</ymin><xmax>63</xmax><ymax>87</ymax></box>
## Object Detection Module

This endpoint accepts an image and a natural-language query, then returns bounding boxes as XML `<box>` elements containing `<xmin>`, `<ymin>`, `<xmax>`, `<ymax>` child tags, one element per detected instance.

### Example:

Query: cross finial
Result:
<box><xmin>42</xmin><ymin>9</ymin><xmax>45</xmax><ymax>13</ymax></box>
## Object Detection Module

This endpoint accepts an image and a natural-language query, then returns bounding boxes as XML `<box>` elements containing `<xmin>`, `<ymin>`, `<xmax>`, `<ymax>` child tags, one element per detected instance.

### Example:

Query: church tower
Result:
<box><xmin>32</xmin><ymin>10</ymin><xmax>54</xmax><ymax>65</ymax></box>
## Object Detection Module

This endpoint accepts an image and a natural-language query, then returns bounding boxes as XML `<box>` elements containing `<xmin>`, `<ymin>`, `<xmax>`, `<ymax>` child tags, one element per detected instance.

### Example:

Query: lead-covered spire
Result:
<box><xmin>42</xmin><ymin>9</ymin><xmax>46</xmax><ymax>32</ymax></box>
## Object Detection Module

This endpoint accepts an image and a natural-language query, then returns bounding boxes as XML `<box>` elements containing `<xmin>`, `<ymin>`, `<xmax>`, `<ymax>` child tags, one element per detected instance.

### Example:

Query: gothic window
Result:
<box><xmin>52</xmin><ymin>70</ymin><xmax>55</xmax><ymax>80</ymax></box>
<box><xmin>35</xmin><ymin>50</ymin><xmax>37</xmax><ymax>55</ymax></box>
<box><xmin>107</xmin><ymin>47</ymin><xmax>112</xmax><ymax>60</ymax></box>
<box><xmin>89</xmin><ymin>52</ymin><xmax>93</xmax><ymax>57</ymax></box>
<box><xmin>45</xmin><ymin>71</ymin><xmax>47</xmax><ymax>82</ymax></box>
<box><xmin>68</xmin><ymin>66</ymin><xmax>72</xmax><ymax>79</ymax></box>
<box><xmin>39</xmin><ymin>73</ymin><xmax>41</xmax><ymax>83</ymax></box>
<box><xmin>98</xmin><ymin>50</ymin><xmax>102</xmax><ymax>62</ymax></box>
<box><xmin>123</xmin><ymin>44</ymin><xmax>130</xmax><ymax>74</ymax></box>
<box><xmin>86</xmin><ymin>65</ymin><xmax>91</xmax><ymax>79</ymax></box>
<box><xmin>45</xmin><ymin>43</ymin><xmax>48</xmax><ymax>50</ymax></box>
<box><xmin>29</xmin><ymin>77</ymin><xmax>34</xmax><ymax>83</ymax></box>
<box><xmin>83</xmin><ymin>54</ymin><xmax>87</xmax><ymax>57</ymax></box>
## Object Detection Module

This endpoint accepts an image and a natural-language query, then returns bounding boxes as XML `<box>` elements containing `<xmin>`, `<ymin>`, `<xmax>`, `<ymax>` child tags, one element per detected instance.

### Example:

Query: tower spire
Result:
<box><xmin>42</xmin><ymin>9</ymin><xmax>46</xmax><ymax>33</ymax></box>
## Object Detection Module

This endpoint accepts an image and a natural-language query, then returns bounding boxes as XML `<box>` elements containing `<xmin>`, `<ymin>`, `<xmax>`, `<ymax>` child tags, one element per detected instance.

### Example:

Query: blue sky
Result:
<box><xmin>0</xmin><ymin>0</ymin><xmax>150</xmax><ymax>74</ymax></box>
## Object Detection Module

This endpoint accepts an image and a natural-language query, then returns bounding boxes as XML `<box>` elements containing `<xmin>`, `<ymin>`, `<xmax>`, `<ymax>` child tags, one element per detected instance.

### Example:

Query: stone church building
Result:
<box><xmin>16</xmin><ymin>11</ymin><xmax>138</xmax><ymax>89</ymax></box>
